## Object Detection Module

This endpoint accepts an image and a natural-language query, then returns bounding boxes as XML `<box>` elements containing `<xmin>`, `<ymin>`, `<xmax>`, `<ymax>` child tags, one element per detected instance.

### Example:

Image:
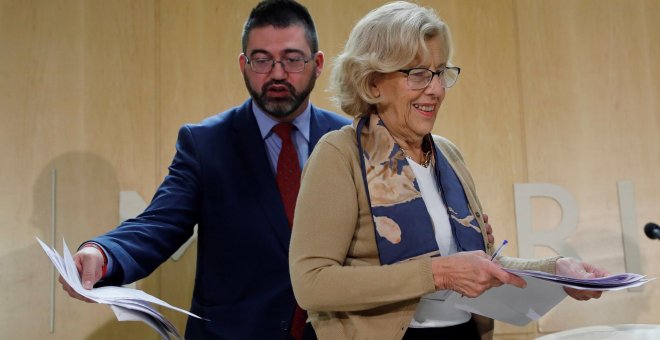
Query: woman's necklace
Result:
<box><xmin>399</xmin><ymin>136</ymin><xmax>433</xmax><ymax>168</ymax></box>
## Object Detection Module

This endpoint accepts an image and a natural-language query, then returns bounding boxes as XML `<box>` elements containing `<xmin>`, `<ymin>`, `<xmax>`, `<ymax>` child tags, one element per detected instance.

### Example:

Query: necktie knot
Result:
<box><xmin>273</xmin><ymin>123</ymin><xmax>295</xmax><ymax>142</ymax></box>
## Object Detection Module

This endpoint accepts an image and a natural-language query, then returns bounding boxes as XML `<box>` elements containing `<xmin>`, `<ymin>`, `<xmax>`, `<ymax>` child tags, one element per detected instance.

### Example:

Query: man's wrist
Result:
<box><xmin>82</xmin><ymin>243</ymin><xmax>108</xmax><ymax>278</ymax></box>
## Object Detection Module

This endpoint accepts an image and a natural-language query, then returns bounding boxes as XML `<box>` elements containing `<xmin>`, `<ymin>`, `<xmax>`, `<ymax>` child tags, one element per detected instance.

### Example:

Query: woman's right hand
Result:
<box><xmin>431</xmin><ymin>251</ymin><xmax>526</xmax><ymax>297</ymax></box>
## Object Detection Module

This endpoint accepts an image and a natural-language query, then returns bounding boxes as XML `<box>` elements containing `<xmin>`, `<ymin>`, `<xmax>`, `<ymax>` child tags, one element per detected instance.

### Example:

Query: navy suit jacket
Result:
<box><xmin>93</xmin><ymin>99</ymin><xmax>350</xmax><ymax>339</ymax></box>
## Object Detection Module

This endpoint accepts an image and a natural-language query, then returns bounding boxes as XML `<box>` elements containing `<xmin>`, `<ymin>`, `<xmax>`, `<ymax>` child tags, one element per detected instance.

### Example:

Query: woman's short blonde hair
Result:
<box><xmin>330</xmin><ymin>1</ymin><xmax>453</xmax><ymax>117</ymax></box>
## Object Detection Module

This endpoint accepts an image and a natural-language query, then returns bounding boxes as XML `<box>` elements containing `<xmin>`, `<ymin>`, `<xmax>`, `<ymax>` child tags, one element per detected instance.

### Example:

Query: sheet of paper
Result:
<box><xmin>110</xmin><ymin>304</ymin><xmax>173</xmax><ymax>339</ymax></box>
<box><xmin>446</xmin><ymin>267</ymin><xmax>653</xmax><ymax>326</ymax></box>
<box><xmin>37</xmin><ymin>237</ymin><xmax>204</xmax><ymax>340</ymax></box>
<box><xmin>446</xmin><ymin>276</ymin><xmax>568</xmax><ymax>326</ymax></box>
<box><xmin>504</xmin><ymin>268</ymin><xmax>652</xmax><ymax>291</ymax></box>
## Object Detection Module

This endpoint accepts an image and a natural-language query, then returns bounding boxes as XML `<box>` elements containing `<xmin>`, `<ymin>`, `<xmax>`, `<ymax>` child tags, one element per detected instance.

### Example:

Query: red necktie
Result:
<box><xmin>272</xmin><ymin>123</ymin><xmax>306</xmax><ymax>339</ymax></box>
<box><xmin>273</xmin><ymin>123</ymin><xmax>302</xmax><ymax>227</ymax></box>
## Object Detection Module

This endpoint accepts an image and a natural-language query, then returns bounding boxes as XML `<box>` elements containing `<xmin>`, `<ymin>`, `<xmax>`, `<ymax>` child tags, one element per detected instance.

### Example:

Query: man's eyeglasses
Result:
<box><xmin>244</xmin><ymin>54</ymin><xmax>314</xmax><ymax>74</ymax></box>
<box><xmin>397</xmin><ymin>67</ymin><xmax>461</xmax><ymax>90</ymax></box>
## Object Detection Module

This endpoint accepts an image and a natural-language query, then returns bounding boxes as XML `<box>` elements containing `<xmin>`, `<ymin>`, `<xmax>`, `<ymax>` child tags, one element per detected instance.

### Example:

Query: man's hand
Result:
<box><xmin>58</xmin><ymin>246</ymin><xmax>105</xmax><ymax>303</ymax></box>
<box><xmin>556</xmin><ymin>257</ymin><xmax>608</xmax><ymax>301</ymax></box>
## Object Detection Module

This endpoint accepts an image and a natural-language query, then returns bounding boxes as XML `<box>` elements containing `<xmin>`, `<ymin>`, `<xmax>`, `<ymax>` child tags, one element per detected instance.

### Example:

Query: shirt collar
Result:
<box><xmin>252</xmin><ymin>100</ymin><xmax>311</xmax><ymax>142</ymax></box>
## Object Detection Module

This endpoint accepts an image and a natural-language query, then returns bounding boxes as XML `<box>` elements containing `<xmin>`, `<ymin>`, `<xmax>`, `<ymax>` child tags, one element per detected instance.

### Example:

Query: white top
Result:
<box><xmin>407</xmin><ymin>159</ymin><xmax>472</xmax><ymax>328</ymax></box>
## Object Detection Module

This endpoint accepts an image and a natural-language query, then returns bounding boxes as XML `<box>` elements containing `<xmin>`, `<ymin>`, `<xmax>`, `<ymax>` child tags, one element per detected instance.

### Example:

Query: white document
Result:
<box><xmin>37</xmin><ymin>237</ymin><xmax>205</xmax><ymax>340</ymax></box>
<box><xmin>446</xmin><ymin>268</ymin><xmax>653</xmax><ymax>326</ymax></box>
<box><xmin>505</xmin><ymin>268</ymin><xmax>652</xmax><ymax>291</ymax></box>
<box><xmin>446</xmin><ymin>276</ymin><xmax>568</xmax><ymax>326</ymax></box>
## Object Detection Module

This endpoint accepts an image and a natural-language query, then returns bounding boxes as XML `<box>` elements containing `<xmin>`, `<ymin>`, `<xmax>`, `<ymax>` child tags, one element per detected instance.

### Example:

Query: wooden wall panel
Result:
<box><xmin>516</xmin><ymin>0</ymin><xmax>660</xmax><ymax>333</ymax></box>
<box><xmin>0</xmin><ymin>0</ymin><xmax>158</xmax><ymax>338</ymax></box>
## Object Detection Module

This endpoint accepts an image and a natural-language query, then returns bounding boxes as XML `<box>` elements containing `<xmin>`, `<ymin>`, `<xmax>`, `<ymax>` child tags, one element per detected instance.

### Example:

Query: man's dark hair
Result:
<box><xmin>242</xmin><ymin>0</ymin><xmax>319</xmax><ymax>54</ymax></box>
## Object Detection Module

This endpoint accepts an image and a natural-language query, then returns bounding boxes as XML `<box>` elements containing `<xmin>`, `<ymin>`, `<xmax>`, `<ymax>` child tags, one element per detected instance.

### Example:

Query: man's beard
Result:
<box><xmin>245</xmin><ymin>74</ymin><xmax>316</xmax><ymax>118</ymax></box>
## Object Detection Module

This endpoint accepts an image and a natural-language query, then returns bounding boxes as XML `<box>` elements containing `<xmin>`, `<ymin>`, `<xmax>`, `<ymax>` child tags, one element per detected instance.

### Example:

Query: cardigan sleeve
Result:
<box><xmin>433</xmin><ymin>135</ymin><xmax>561</xmax><ymax>272</ymax></box>
<box><xmin>499</xmin><ymin>255</ymin><xmax>561</xmax><ymax>274</ymax></box>
<box><xmin>289</xmin><ymin>133</ymin><xmax>437</xmax><ymax>312</ymax></box>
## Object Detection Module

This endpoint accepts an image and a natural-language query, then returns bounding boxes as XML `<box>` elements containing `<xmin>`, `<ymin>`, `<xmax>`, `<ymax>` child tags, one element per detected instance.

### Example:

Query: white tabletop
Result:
<box><xmin>536</xmin><ymin>324</ymin><xmax>660</xmax><ymax>340</ymax></box>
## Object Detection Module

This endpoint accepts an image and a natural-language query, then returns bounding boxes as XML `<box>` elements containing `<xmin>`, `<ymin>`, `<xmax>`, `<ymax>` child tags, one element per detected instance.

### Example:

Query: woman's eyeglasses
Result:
<box><xmin>398</xmin><ymin>67</ymin><xmax>461</xmax><ymax>89</ymax></box>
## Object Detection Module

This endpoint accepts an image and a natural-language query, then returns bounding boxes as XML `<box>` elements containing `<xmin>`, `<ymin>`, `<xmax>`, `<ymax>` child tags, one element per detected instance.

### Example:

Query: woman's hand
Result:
<box><xmin>556</xmin><ymin>257</ymin><xmax>608</xmax><ymax>301</ymax></box>
<box><xmin>431</xmin><ymin>251</ymin><xmax>526</xmax><ymax>297</ymax></box>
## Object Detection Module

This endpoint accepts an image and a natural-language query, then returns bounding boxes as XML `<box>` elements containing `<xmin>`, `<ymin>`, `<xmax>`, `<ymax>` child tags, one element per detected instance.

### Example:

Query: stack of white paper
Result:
<box><xmin>37</xmin><ymin>237</ymin><xmax>204</xmax><ymax>340</ymax></box>
<box><xmin>447</xmin><ymin>268</ymin><xmax>653</xmax><ymax>326</ymax></box>
<box><xmin>504</xmin><ymin>268</ymin><xmax>651</xmax><ymax>291</ymax></box>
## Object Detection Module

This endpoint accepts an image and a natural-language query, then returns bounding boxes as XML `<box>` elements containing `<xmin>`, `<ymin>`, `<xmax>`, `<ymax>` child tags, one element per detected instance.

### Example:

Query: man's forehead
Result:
<box><xmin>245</xmin><ymin>25</ymin><xmax>311</xmax><ymax>55</ymax></box>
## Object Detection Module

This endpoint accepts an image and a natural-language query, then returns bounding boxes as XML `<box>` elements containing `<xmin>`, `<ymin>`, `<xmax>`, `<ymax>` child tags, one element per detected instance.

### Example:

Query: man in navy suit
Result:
<box><xmin>59</xmin><ymin>1</ymin><xmax>350</xmax><ymax>339</ymax></box>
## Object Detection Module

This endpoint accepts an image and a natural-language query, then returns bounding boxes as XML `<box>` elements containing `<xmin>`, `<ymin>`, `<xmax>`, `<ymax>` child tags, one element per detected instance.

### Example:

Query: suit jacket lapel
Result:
<box><xmin>232</xmin><ymin>100</ymin><xmax>291</xmax><ymax>250</ymax></box>
<box><xmin>308</xmin><ymin>105</ymin><xmax>332</xmax><ymax>156</ymax></box>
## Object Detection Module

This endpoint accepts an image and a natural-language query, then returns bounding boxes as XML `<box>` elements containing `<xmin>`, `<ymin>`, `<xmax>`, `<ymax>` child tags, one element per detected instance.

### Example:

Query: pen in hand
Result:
<box><xmin>490</xmin><ymin>239</ymin><xmax>508</xmax><ymax>261</ymax></box>
<box><xmin>458</xmin><ymin>239</ymin><xmax>511</xmax><ymax>298</ymax></box>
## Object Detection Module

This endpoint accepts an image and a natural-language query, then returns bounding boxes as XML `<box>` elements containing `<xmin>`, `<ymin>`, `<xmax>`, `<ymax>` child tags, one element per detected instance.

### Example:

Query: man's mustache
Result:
<box><xmin>262</xmin><ymin>80</ymin><xmax>296</xmax><ymax>96</ymax></box>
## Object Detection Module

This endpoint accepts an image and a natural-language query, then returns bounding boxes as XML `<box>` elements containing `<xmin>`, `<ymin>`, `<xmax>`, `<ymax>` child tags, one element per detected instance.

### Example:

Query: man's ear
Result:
<box><xmin>313</xmin><ymin>51</ymin><xmax>324</xmax><ymax>77</ymax></box>
<box><xmin>238</xmin><ymin>53</ymin><xmax>247</xmax><ymax>74</ymax></box>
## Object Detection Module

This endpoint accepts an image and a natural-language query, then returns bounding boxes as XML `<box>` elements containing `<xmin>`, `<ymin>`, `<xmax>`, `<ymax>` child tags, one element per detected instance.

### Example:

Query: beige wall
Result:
<box><xmin>1</xmin><ymin>0</ymin><xmax>658</xmax><ymax>338</ymax></box>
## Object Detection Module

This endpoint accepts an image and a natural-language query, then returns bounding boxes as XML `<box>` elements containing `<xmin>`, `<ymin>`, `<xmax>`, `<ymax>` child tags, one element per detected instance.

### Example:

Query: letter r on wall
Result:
<box><xmin>514</xmin><ymin>183</ymin><xmax>580</xmax><ymax>259</ymax></box>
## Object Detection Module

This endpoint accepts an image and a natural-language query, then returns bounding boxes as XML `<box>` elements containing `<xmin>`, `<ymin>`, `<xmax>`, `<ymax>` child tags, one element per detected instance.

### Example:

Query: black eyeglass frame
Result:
<box><xmin>243</xmin><ymin>53</ymin><xmax>315</xmax><ymax>74</ymax></box>
<box><xmin>397</xmin><ymin>66</ymin><xmax>461</xmax><ymax>89</ymax></box>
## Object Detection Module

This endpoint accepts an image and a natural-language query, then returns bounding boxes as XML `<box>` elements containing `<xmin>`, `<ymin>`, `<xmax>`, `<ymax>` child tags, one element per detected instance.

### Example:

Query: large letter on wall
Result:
<box><xmin>120</xmin><ymin>191</ymin><xmax>148</xmax><ymax>222</ymax></box>
<box><xmin>618</xmin><ymin>180</ymin><xmax>642</xmax><ymax>290</ymax></box>
<box><xmin>514</xmin><ymin>183</ymin><xmax>579</xmax><ymax>259</ymax></box>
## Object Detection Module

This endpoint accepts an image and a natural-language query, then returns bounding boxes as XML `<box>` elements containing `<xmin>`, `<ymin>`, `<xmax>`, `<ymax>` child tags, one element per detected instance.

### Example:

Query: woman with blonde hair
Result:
<box><xmin>290</xmin><ymin>2</ymin><xmax>606</xmax><ymax>339</ymax></box>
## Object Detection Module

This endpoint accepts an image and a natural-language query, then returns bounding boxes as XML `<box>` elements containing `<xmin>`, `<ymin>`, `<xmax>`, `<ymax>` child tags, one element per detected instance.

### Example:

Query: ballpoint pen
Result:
<box><xmin>490</xmin><ymin>239</ymin><xmax>508</xmax><ymax>261</ymax></box>
<box><xmin>457</xmin><ymin>240</ymin><xmax>510</xmax><ymax>298</ymax></box>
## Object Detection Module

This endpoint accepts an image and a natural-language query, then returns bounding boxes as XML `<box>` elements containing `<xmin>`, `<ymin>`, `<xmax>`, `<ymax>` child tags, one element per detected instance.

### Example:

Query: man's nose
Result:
<box><xmin>270</xmin><ymin>61</ymin><xmax>287</xmax><ymax>79</ymax></box>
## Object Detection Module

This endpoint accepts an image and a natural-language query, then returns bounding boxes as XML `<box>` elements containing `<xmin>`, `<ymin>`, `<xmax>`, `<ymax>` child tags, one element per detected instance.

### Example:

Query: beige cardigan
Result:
<box><xmin>290</xmin><ymin>125</ymin><xmax>559</xmax><ymax>340</ymax></box>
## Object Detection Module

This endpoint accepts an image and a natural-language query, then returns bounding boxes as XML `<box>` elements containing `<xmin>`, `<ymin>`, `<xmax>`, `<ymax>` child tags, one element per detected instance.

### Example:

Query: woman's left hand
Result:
<box><xmin>556</xmin><ymin>257</ymin><xmax>609</xmax><ymax>301</ymax></box>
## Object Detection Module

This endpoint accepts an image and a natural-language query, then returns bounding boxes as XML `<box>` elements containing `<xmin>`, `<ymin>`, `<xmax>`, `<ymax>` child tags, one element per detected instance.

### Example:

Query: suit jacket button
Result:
<box><xmin>280</xmin><ymin>320</ymin><xmax>289</xmax><ymax>331</ymax></box>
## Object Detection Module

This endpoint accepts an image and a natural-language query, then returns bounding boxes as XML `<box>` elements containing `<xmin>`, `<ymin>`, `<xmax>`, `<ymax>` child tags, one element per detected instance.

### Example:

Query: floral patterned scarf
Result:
<box><xmin>356</xmin><ymin>114</ymin><xmax>485</xmax><ymax>265</ymax></box>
